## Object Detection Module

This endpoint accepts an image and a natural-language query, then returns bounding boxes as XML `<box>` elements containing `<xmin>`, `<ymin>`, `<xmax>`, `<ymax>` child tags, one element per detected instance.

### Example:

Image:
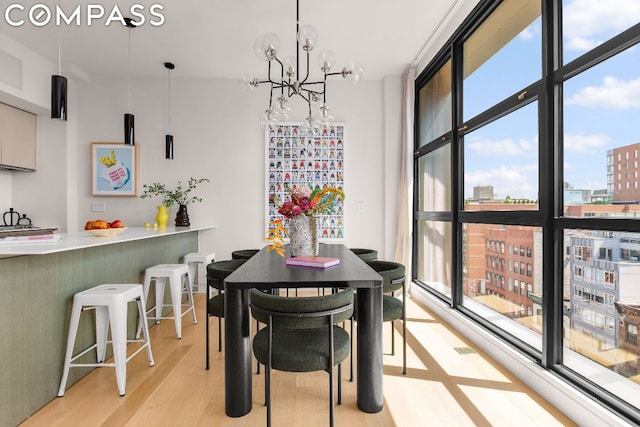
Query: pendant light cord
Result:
<box><xmin>168</xmin><ymin>67</ymin><xmax>172</xmax><ymax>132</ymax></box>
<box><xmin>57</xmin><ymin>0</ymin><xmax>61</xmax><ymax>75</ymax></box>
<box><xmin>127</xmin><ymin>23</ymin><xmax>132</xmax><ymax>114</ymax></box>
<box><xmin>295</xmin><ymin>0</ymin><xmax>300</xmax><ymax>82</ymax></box>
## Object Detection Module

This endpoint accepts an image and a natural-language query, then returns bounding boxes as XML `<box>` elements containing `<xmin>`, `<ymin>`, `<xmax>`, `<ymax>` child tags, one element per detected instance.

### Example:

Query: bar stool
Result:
<box><xmin>136</xmin><ymin>264</ymin><xmax>197</xmax><ymax>339</ymax></box>
<box><xmin>58</xmin><ymin>284</ymin><xmax>154</xmax><ymax>397</ymax></box>
<box><xmin>183</xmin><ymin>252</ymin><xmax>216</xmax><ymax>293</ymax></box>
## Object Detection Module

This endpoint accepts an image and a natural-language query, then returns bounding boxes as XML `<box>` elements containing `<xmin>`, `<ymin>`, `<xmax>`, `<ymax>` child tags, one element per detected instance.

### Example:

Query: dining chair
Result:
<box><xmin>349</xmin><ymin>247</ymin><xmax>378</xmax><ymax>261</ymax></box>
<box><xmin>365</xmin><ymin>260</ymin><xmax>406</xmax><ymax>375</ymax></box>
<box><xmin>205</xmin><ymin>258</ymin><xmax>247</xmax><ymax>370</ymax></box>
<box><xmin>231</xmin><ymin>249</ymin><xmax>260</xmax><ymax>260</ymax></box>
<box><xmin>250</xmin><ymin>287</ymin><xmax>354</xmax><ymax>427</ymax></box>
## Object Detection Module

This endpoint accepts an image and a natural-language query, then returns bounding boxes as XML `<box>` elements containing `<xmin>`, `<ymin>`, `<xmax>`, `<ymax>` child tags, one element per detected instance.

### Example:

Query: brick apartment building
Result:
<box><xmin>608</xmin><ymin>142</ymin><xmax>640</xmax><ymax>203</ymax></box>
<box><xmin>463</xmin><ymin>202</ymin><xmax>541</xmax><ymax>324</ymax></box>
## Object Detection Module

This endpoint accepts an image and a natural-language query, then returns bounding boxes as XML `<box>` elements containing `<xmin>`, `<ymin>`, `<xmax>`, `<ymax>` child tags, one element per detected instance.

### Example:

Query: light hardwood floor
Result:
<box><xmin>20</xmin><ymin>293</ymin><xmax>576</xmax><ymax>426</ymax></box>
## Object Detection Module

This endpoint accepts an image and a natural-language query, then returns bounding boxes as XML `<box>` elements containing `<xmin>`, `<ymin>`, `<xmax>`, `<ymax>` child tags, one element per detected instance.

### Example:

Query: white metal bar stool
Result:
<box><xmin>58</xmin><ymin>284</ymin><xmax>154</xmax><ymax>397</ymax></box>
<box><xmin>183</xmin><ymin>252</ymin><xmax>215</xmax><ymax>293</ymax></box>
<box><xmin>136</xmin><ymin>263</ymin><xmax>197</xmax><ymax>339</ymax></box>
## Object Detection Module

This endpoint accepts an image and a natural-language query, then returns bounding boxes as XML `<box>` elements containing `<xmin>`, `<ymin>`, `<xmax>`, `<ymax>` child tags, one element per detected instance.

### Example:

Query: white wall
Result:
<box><xmin>0</xmin><ymin>21</ymin><xmax>405</xmax><ymax>263</ymax></box>
<box><xmin>10</xmin><ymin>112</ymin><xmax>69</xmax><ymax>228</ymax></box>
<box><xmin>0</xmin><ymin>31</ymin><xmax>68</xmax><ymax>229</ymax></box>
<box><xmin>382</xmin><ymin>75</ymin><xmax>402</xmax><ymax>259</ymax></box>
<box><xmin>0</xmin><ymin>170</ymin><xmax>10</xmax><ymax>208</ymax></box>
<box><xmin>71</xmin><ymin>73</ymin><xmax>394</xmax><ymax>260</ymax></box>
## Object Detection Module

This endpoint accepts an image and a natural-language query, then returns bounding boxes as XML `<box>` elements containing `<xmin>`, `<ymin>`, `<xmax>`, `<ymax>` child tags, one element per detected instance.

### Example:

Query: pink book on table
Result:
<box><xmin>285</xmin><ymin>256</ymin><xmax>341</xmax><ymax>268</ymax></box>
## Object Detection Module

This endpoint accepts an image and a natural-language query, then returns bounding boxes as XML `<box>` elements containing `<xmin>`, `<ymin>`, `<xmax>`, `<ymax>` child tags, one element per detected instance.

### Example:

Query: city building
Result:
<box><xmin>608</xmin><ymin>142</ymin><xmax>640</xmax><ymax>204</ymax></box>
<box><xmin>473</xmin><ymin>185</ymin><xmax>494</xmax><ymax>201</ymax></box>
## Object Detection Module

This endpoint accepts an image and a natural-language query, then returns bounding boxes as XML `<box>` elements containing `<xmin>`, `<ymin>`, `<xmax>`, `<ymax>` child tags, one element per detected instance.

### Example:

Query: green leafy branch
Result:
<box><xmin>140</xmin><ymin>177</ymin><xmax>210</xmax><ymax>207</ymax></box>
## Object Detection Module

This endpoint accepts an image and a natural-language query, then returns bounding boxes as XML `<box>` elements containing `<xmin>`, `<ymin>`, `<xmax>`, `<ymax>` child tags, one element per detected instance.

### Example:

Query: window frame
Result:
<box><xmin>412</xmin><ymin>0</ymin><xmax>640</xmax><ymax>421</ymax></box>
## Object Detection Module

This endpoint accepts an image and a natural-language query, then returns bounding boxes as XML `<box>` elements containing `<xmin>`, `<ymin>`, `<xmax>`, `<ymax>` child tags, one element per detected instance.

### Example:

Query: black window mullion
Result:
<box><xmin>452</xmin><ymin>40</ymin><xmax>464</xmax><ymax>308</ymax></box>
<box><xmin>559</xmin><ymin>22</ymin><xmax>640</xmax><ymax>82</ymax></box>
<box><xmin>539</xmin><ymin>0</ymin><xmax>562</xmax><ymax>369</ymax></box>
<box><xmin>461</xmin><ymin>81</ymin><xmax>542</xmax><ymax>135</ymax></box>
<box><xmin>458</xmin><ymin>210</ymin><xmax>543</xmax><ymax>227</ymax></box>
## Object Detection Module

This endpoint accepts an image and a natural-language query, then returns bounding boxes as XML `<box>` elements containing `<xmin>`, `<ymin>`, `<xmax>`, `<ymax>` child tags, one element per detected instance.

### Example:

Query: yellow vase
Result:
<box><xmin>156</xmin><ymin>206</ymin><xmax>169</xmax><ymax>228</ymax></box>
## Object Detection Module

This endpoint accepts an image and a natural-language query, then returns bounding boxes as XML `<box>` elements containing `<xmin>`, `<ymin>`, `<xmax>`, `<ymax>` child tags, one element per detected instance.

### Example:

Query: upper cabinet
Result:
<box><xmin>0</xmin><ymin>102</ymin><xmax>36</xmax><ymax>171</ymax></box>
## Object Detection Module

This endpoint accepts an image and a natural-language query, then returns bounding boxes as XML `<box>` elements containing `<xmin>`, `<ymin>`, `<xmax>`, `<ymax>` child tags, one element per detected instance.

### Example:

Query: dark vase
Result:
<box><xmin>175</xmin><ymin>204</ymin><xmax>190</xmax><ymax>226</ymax></box>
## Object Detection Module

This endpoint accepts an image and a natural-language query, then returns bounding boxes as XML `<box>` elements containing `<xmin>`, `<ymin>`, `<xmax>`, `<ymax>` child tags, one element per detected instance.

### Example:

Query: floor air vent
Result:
<box><xmin>454</xmin><ymin>346</ymin><xmax>477</xmax><ymax>355</ymax></box>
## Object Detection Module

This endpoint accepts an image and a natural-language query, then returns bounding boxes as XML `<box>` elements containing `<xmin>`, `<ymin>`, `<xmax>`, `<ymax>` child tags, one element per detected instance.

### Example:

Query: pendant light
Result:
<box><xmin>51</xmin><ymin>1</ymin><xmax>67</xmax><ymax>120</ymax></box>
<box><xmin>248</xmin><ymin>0</ymin><xmax>364</xmax><ymax>127</ymax></box>
<box><xmin>164</xmin><ymin>62</ymin><xmax>174</xmax><ymax>159</ymax></box>
<box><xmin>124</xmin><ymin>18</ymin><xmax>136</xmax><ymax>145</ymax></box>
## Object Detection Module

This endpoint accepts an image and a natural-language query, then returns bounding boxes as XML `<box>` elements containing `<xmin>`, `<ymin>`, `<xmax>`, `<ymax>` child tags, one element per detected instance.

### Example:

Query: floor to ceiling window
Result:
<box><xmin>414</xmin><ymin>0</ymin><xmax>640</xmax><ymax>422</ymax></box>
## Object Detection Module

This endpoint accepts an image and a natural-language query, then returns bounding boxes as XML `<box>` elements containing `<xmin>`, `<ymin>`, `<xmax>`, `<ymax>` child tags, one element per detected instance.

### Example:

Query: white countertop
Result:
<box><xmin>0</xmin><ymin>225</ymin><xmax>215</xmax><ymax>256</ymax></box>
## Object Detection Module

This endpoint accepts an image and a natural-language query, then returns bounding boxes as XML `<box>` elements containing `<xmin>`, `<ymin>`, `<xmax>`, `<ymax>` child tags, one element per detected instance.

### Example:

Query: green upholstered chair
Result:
<box><xmin>231</xmin><ymin>249</ymin><xmax>260</xmax><ymax>260</ymax></box>
<box><xmin>250</xmin><ymin>288</ymin><xmax>354</xmax><ymax>427</ymax></box>
<box><xmin>350</xmin><ymin>248</ymin><xmax>378</xmax><ymax>261</ymax></box>
<box><xmin>365</xmin><ymin>260</ymin><xmax>407</xmax><ymax>375</ymax></box>
<box><xmin>205</xmin><ymin>258</ymin><xmax>247</xmax><ymax>370</ymax></box>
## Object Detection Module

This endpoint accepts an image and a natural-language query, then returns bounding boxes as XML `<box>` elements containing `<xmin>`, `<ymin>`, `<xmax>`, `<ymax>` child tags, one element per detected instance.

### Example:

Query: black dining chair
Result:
<box><xmin>350</xmin><ymin>247</ymin><xmax>378</xmax><ymax>261</ymax></box>
<box><xmin>250</xmin><ymin>287</ymin><xmax>354</xmax><ymax>427</ymax></box>
<box><xmin>231</xmin><ymin>249</ymin><xmax>260</xmax><ymax>260</ymax></box>
<box><xmin>365</xmin><ymin>260</ymin><xmax>406</xmax><ymax>375</ymax></box>
<box><xmin>205</xmin><ymin>258</ymin><xmax>247</xmax><ymax>370</ymax></box>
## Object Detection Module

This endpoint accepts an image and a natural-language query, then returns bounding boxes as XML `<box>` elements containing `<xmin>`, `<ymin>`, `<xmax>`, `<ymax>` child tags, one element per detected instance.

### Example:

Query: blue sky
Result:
<box><xmin>462</xmin><ymin>0</ymin><xmax>640</xmax><ymax>201</ymax></box>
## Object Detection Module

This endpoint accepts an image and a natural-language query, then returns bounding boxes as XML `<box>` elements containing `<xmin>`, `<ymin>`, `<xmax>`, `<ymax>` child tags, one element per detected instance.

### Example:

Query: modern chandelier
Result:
<box><xmin>248</xmin><ymin>0</ymin><xmax>364</xmax><ymax>127</ymax></box>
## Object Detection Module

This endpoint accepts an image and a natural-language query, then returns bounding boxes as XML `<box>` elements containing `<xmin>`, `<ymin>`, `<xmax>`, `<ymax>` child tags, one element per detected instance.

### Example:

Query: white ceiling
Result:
<box><xmin>0</xmin><ymin>0</ymin><xmax>461</xmax><ymax>80</ymax></box>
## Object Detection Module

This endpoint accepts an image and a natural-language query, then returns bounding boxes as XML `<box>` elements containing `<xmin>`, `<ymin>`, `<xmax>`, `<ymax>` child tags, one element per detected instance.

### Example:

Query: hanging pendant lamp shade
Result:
<box><xmin>51</xmin><ymin>4</ymin><xmax>67</xmax><ymax>121</ymax></box>
<box><xmin>164</xmin><ymin>62</ymin><xmax>175</xmax><ymax>159</ymax></box>
<box><xmin>165</xmin><ymin>134</ymin><xmax>174</xmax><ymax>159</ymax></box>
<box><xmin>51</xmin><ymin>75</ymin><xmax>67</xmax><ymax>120</ymax></box>
<box><xmin>124</xmin><ymin>113</ymin><xmax>135</xmax><ymax>145</ymax></box>
<box><xmin>124</xmin><ymin>18</ymin><xmax>136</xmax><ymax>145</ymax></box>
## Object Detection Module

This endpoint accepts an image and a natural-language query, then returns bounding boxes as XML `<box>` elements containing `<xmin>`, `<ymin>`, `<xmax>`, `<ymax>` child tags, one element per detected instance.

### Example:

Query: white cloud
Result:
<box><xmin>564</xmin><ymin>133</ymin><xmax>610</xmax><ymax>153</ymax></box>
<box><xmin>566</xmin><ymin>76</ymin><xmax>640</xmax><ymax>109</ymax></box>
<box><xmin>582</xmin><ymin>180</ymin><xmax>607</xmax><ymax>191</ymax></box>
<box><xmin>467</xmin><ymin>135</ymin><xmax>537</xmax><ymax>156</ymax></box>
<box><xmin>518</xmin><ymin>22</ymin><xmax>540</xmax><ymax>41</ymax></box>
<box><xmin>465</xmin><ymin>165</ymin><xmax>537</xmax><ymax>200</ymax></box>
<box><xmin>564</xmin><ymin>0</ymin><xmax>640</xmax><ymax>52</ymax></box>
<box><xmin>565</xmin><ymin>36</ymin><xmax>600</xmax><ymax>51</ymax></box>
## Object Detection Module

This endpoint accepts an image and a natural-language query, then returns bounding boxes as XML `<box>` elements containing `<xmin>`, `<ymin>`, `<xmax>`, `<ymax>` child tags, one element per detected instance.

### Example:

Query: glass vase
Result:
<box><xmin>288</xmin><ymin>215</ymin><xmax>318</xmax><ymax>257</ymax></box>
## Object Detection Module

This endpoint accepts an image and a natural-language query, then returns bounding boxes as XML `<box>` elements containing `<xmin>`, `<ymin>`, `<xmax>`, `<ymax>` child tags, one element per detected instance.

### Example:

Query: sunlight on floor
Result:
<box><xmin>380</xmin><ymin>296</ymin><xmax>574</xmax><ymax>427</ymax></box>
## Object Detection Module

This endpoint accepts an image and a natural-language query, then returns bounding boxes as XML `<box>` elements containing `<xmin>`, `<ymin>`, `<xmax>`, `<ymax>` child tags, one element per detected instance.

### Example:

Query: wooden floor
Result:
<box><xmin>20</xmin><ymin>293</ymin><xmax>576</xmax><ymax>427</ymax></box>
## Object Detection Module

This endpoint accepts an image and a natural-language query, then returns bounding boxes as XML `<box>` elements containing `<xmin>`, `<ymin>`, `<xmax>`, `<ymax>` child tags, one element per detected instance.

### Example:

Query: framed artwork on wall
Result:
<box><xmin>91</xmin><ymin>142</ymin><xmax>139</xmax><ymax>196</ymax></box>
<box><xmin>265</xmin><ymin>122</ymin><xmax>345</xmax><ymax>240</ymax></box>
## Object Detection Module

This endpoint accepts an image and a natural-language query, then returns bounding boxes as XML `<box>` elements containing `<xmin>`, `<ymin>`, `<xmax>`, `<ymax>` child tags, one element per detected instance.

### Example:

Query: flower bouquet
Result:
<box><xmin>268</xmin><ymin>184</ymin><xmax>344</xmax><ymax>257</ymax></box>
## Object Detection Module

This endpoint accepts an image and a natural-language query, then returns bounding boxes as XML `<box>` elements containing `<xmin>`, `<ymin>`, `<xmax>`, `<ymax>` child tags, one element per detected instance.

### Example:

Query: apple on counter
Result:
<box><xmin>84</xmin><ymin>219</ymin><xmax>125</xmax><ymax>230</ymax></box>
<box><xmin>109</xmin><ymin>219</ymin><xmax>124</xmax><ymax>228</ymax></box>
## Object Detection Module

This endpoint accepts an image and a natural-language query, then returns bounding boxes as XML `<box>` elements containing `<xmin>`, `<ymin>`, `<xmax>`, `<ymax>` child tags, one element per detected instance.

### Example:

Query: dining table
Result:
<box><xmin>223</xmin><ymin>243</ymin><xmax>384</xmax><ymax>417</ymax></box>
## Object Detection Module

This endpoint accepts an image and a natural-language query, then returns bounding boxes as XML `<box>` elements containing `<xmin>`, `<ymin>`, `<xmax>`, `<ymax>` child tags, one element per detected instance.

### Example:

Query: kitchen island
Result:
<box><xmin>0</xmin><ymin>225</ymin><xmax>215</xmax><ymax>427</ymax></box>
